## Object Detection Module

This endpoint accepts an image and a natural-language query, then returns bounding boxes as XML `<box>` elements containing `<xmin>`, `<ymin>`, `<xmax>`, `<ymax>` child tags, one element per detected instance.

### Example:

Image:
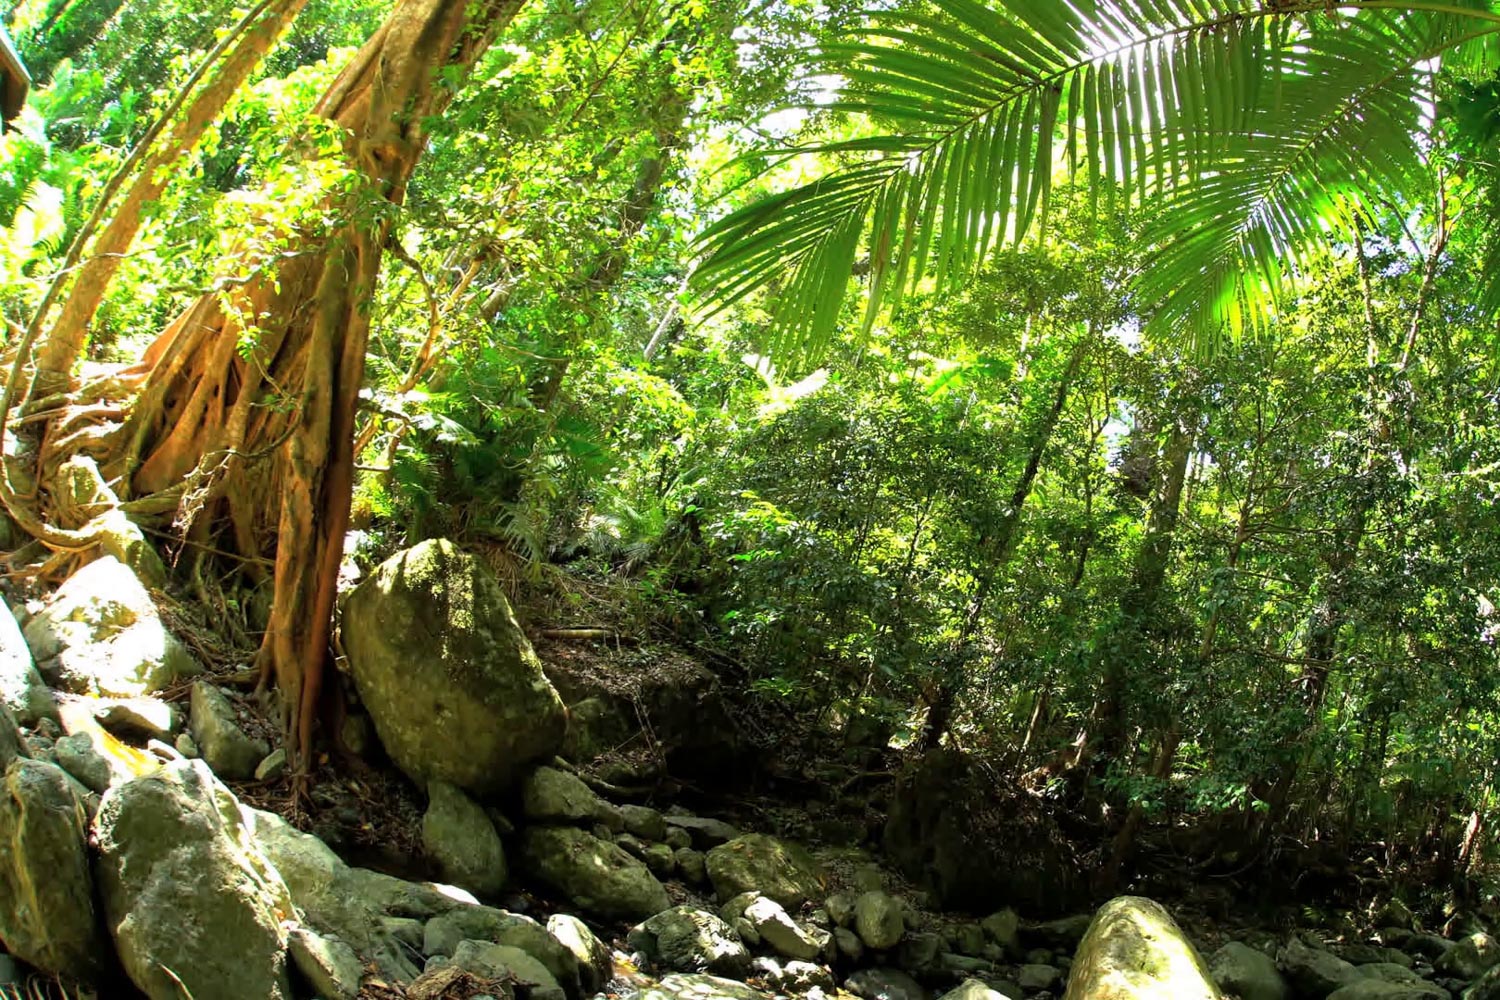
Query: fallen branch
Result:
<box><xmin>538</xmin><ymin>627</ymin><xmax>638</xmax><ymax>645</ymax></box>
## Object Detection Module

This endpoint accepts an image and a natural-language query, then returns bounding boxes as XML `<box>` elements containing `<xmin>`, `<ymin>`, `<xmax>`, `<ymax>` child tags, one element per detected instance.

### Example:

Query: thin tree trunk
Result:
<box><xmin>1256</xmin><ymin>206</ymin><xmax>1437</xmax><ymax>836</ymax></box>
<box><xmin>1086</xmin><ymin>417</ymin><xmax>1193</xmax><ymax>769</ymax></box>
<box><xmin>1104</xmin><ymin>475</ymin><xmax>1253</xmax><ymax>883</ymax></box>
<box><xmin>19</xmin><ymin>0</ymin><xmax>127</xmax><ymax>84</ymax></box>
<box><xmin>526</xmin><ymin>74</ymin><xmax>687</xmax><ymax>409</ymax></box>
<box><xmin>916</xmin><ymin>330</ymin><xmax>1091</xmax><ymax>751</ymax></box>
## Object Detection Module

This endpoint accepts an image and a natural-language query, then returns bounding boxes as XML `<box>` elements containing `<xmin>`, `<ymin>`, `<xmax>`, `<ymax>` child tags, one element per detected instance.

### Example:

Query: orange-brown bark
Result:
<box><xmin>33</xmin><ymin>0</ymin><xmax>310</xmax><ymax>396</ymax></box>
<box><xmin>92</xmin><ymin>0</ymin><xmax>527</xmax><ymax>771</ymax></box>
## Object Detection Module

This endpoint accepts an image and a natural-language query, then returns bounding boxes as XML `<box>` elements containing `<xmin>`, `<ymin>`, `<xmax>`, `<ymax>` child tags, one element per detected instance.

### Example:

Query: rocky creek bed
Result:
<box><xmin>2</xmin><ymin>540</ymin><xmax>1499</xmax><ymax>1000</ymax></box>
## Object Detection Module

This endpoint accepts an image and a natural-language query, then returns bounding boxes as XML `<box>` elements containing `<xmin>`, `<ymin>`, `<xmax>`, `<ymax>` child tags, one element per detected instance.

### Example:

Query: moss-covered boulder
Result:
<box><xmin>1435</xmin><ymin>932</ymin><xmax>1500</xmax><ymax>980</ymax></box>
<box><xmin>522</xmin><ymin>765</ymin><xmax>606</xmax><ymax>824</ymax></box>
<box><xmin>706</xmin><ymin>833</ymin><xmax>824</xmax><ymax>909</ymax></box>
<box><xmin>1062</xmin><ymin>896</ymin><xmax>1221</xmax><ymax>1000</ymax></box>
<box><xmin>0</xmin><ymin>758</ymin><xmax>106</xmax><ymax>983</ymax></box>
<box><xmin>0</xmin><ymin>601</ymin><xmax>57</xmax><ymax>726</ymax></box>
<box><xmin>629</xmin><ymin>906</ymin><xmax>750</xmax><ymax>976</ymax></box>
<box><xmin>1209</xmin><ymin>941</ymin><xmax>1287</xmax><ymax>1000</ymax></box>
<box><xmin>189</xmin><ymin>681</ymin><xmax>269</xmax><ymax>781</ymax></box>
<box><xmin>23</xmin><ymin>556</ymin><xmax>201</xmax><ymax>698</ymax></box>
<box><xmin>423</xmin><ymin>905</ymin><xmax>581</xmax><ymax>997</ymax></box>
<box><xmin>94</xmin><ymin>759</ymin><xmax>294</xmax><ymax>1000</ymax></box>
<box><xmin>522</xmin><ymin>826</ymin><xmax>669</xmax><ymax>921</ymax></box>
<box><xmin>548</xmin><ymin>914</ymin><xmax>612</xmax><ymax>995</ymax></box>
<box><xmin>342</xmin><ymin>540</ymin><xmax>566</xmax><ymax>795</ymax></box>
<box><xmin>0</xmin><ymin>703</ymin><xmax>24</xmax><ymax>770</ymax></box>
<box><xmin>443</xmin><ymin>941</ymin><xmax>566</xmax><ymax>1000</ymax></box>
<box><xmin>1277</xmin><ymin>937</ymin><xmax>1365</xmax><ymax>996</ymax></box>
<box><xmin>639</xmin><ymin>973</ymin><xmax>770</xmax><ymax>1000</ymax></box>
<box><xmin>422</xmin><ymin>780</ymin><xmax>507</xmax><ymax>897</ymax></box>
<box><xmin>855</xmin><ymin>890</ymin><xmax>906</xmax><ymax>951</ymax></box>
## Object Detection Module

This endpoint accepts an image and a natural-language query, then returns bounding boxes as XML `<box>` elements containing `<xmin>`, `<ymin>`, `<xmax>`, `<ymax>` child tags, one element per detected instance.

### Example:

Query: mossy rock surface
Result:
<box><xmin>23</xmin><ymin>556</ymin><xmax>201</xmax><ymax>698</ymax></box>
<box><xmin>94</xmin><ymin>760</ymin><xmax>294</xmax><ymax>1000</ymax></box>
<box><xmin>522</xmin><ymin>825</ymin><xmax>670</xmax><ymax>921</ymax></box>
<box><xmin>705</xmin><ymin>833</ymin><xmax>824</xmax><ymax>909</ymax></box>
<box><xmin>0</xmin><ymin>758</ymin><xmax>106</xmax><ymax>983</ymax></box>
<box><xmin>1063</xmin><ymin>896</ymin><xmax>1220</xmax><ymax>1000</ymax></box>
<box><xmin>421</xmin><ymin>780</ymin><xmax>507</xmax><ymax>897</ymax></box>
<box><xmin>342</xmin><ymin>539</ymin><xmax>566</xmax><ymax>796</ymax></box>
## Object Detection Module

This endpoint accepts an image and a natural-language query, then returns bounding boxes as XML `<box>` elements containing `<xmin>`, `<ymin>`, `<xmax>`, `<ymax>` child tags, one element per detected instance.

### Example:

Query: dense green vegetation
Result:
<box><xmin>3</xmin><ymin>0</ymin><xmax>1500</xmax><ymax>894</ymax></box>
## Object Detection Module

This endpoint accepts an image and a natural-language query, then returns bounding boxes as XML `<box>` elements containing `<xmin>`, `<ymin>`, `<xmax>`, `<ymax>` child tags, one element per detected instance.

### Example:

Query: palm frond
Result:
<box><xmin>1139</xmin><ymin>9</ymin><xmax>1488</xmax><ymax>350</ymax></box>
<box><xmin>690</xmin><ymin>0</ymin><xmax>1500</xmax><ymax>361</ymax></box>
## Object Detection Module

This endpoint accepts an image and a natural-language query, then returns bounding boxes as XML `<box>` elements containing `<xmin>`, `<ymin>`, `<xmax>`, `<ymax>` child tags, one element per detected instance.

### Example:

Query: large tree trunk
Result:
<box><xmin>31</xmin><ymin>0</ymin><xmax>310</xmax><ymax>397</ymax></box>
<box><xmin>63</xmin><ymin>0</ymin><xmax>525</xmax><ymax>774</ymax></box>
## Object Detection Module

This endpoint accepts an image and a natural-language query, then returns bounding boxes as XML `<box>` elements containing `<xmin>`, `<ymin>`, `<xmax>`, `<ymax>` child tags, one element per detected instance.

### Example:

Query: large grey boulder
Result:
<box><xmin>341</xmin><ymin>540</ymin><xmax>567</xmax><ymax>795</ymax></box>
<box><xmin>943</xmin><ymin>978</ymin><xmax>1021</xmax><ymax>1000</ymax></box>
<box><xmin>898</xmin><ymin>931</ymin><xmax>942</xmax><ymax>975</ymax></box>
<box><xmin>835</xmin><ymin>927</ymin><xmax>865</xmax><ymax>963</ymax></box>
<box><xmin>523</xmin><ymin>825</ymin><xmax>669</xmax><ymax>921</ymax></box>
<box><xmin>630</xmin><ymin>906</ymin><xmax>750</xmax><ymax>976</ymax></box>
<box><xmin>94</xmin><ymin>759</ymin><xmax>294</xmax><ymax>1000</ymax></box>
<box><xmin>1022</xmin><ymin>912</ymin><xmax>1094</xmax><ymax>952</ymax></box>
<box><xmin>548</xmin><ymin>914</ymin><xmax>612</xmax><ymax>995</ymax></box>
<box><xmin>1212</xmin><ymin>941</ymin><xmax>1288</xmax><ymax>1000</ymax></box>
<box><xmin>665</xmin><ymin>812</ymin><xmax>741</xmax><ymax>848</ymax></box>
<box><xmin>1408</xmin><ymin>934</ymin><xmax>1456</xmax><ymax>961</ymax></box>
<box><xmin>560</xmin><ymin>695</ymin><xmax>629</xmax><ymax>762</ymax></box>
<box><xmin>288</xmin><ymin>927</ymin><xmax>363</xmax><ymax>1000</ymax></box>
<box><xmin>23</xmin><ymin>556</ymin><xmax>201</xmax><ymax>697</ymax></box>
<box><xmin>621</xmin><ymin>804</ymin><xmax>668</xmax><ymax>840</ymax></box>
<box><xmin>1063</xmin><ymin>896</ymin><xmax>1221</xmax><ymax>1000</ymax></box>
<box><xmin>94</xmin><ymin>696</ymin><xmax>177</xmax><ymax>742</ymax></box>
<box><xmin>1278</xmin><ymin>936</ymin><xmax>1365</xmax><ymax>997</ymax></box>
<box><xmin>980</xmin><ymin>909</ymin><xmax>1020</xmax><ymax>956</ymax></box>
<box><xmin>856</xmin><ymin>890</ymin><xmax>906</xmax><ymax>951</ymax></box>
<box><xmin>0</xmin><ymin>758</ymin><xmax>106</xmax><ymax>982</ymax></box>
<box><xmin>1376</xmin><ymin>900</ymin><xmax>1417</xmax><ymax>931</ymax></box>
<box><xmin>1337</xmin><ymin>944</ymin><xmax>1417</xmax><ymax>969</ymax></box>
<box><xmin>0</xmin><ymin>601</ymin><xmax>56</xmax><ymax>726</ymax></box>
<box><xmin>639</xmin><ymin>973</ymin><xmax>770</xmax><ymax>1000</ymax></box>
<box><xmin>189</xmin><ymin>681</ymin><xmax>269</xmax><ymax>780</ymax></box>
<box><xmin>54</xmin><ymin>730</ymin><xmax>131</xmax><ymax>793</ymax></box>
<box><xmin>0</xmin><ymin>702</ymin><xmax>26</xmax><ymax>771</ymax></box>
<box><xmin>705</xmin><ymin>833</ymin><xmax>824</xmax><ymax>909</ymax></box>
<box><xmin>751</xmin><ymin>957</ymin><xmax>836</xmax><ymax>993</ymax></box>
<box><xmin>1326</xmin><ymin>982</ymin><xmax>1449</xmax><ymax>1000</ymax></box>
<box><xmin>443</xmin><ymin>941</ymin><xmax>566</xmax><ymax>1000</ymax></box>
<box><xmin>1019</xmin><ymin>965</ymin><xmax>1061</xmax><ymax>991</ymax></box>
<box><xmin>741</xmin><ymin>895</ymin><xmax>825</xmax><ymax>961</ymax></box>
<box><xmin>243</xmin><ymin>806</ymin><xmax>487</xmax><ymax>986</ymax></box>
<box><xmin>422</xmin><ymin>780</ymin><xmax>507</xmax><ymax>896</ymax></box>
<box><xmin>1466</xmin><ymin>963</ymin><xmax>1500</xmax><ymax>999</ymax></box>
<box><xmin>1358</xmin><ymin>964</ymin><xmax>1429</xmax><ymax>986</ymax></box>
<box><xmin>423</xmin><ymin>905</ymin><xmax>581</xmax><ymax>998</ymax></box>
<box><xmin>845</xmin><ymin>968</ymin><xmax>928</xmax><ymax>1000</ymax></box>
<box><xmin>522</xmin><ymin>765</ymin><xmax>607</xmax><ymax>824</ymax></box>
<box><xmin>1436</xmin><ymin>933</ymin><xmax>1500</xmax><ymax>981</ymax></box>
